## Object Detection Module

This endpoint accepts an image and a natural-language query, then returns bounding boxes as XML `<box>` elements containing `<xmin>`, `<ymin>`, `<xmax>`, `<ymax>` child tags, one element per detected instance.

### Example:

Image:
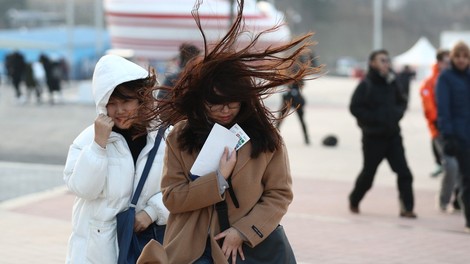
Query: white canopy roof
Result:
<box><xmin>393</xmin><ymin>37</ymin><xmax>436</xmax><ymax>67</ymax></box>
<box><xmin>393</xmin><ymin>37</ymin><xmax>436</xmax><ymax>80</ymax></box>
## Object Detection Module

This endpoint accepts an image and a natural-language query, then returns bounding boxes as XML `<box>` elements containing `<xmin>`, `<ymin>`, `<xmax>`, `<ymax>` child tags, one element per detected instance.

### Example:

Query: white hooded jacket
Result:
<box><xmin>63</xmin><ymin>55</ymin><xmax>169</xmax><ymax>264</ymax></box>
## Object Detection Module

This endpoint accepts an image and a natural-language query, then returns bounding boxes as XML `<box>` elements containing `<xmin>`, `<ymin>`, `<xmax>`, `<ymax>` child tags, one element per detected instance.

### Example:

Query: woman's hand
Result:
<box><xmin>134</xmin><ymin>210</ymin><xmax>153</xmax><ymax>232</ymax></box>
<box><xmin>94</xmin><ymin>114</ymin><xmax>114</xmax><ymax>148</ymax></box>
<box><xmin>218</xmin><ymin>147</ymin><xmax>237</xmax><ymax>180</ymax></box>
<box><xmin>215</xmin><ymin>227</ymin><xmax>245</xmax><ymax>263</ymax></box>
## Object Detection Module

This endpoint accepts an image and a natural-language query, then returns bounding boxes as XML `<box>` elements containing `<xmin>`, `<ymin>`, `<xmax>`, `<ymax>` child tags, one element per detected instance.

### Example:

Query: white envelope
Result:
<box><xmin>190</xmin><ymin>123</ymin><xmax>239</xmax><ymax>176</ymax></box>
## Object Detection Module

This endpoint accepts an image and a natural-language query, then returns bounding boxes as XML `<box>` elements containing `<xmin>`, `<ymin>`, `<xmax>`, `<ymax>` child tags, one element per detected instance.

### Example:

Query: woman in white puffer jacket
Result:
<box><xmin>63</xmin><ymin>54</ymin><xmax>169</xmax><ymax>264</ymax></box>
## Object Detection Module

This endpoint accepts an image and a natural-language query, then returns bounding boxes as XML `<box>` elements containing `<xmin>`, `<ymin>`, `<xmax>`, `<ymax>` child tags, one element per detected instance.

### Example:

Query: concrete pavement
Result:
<box><xmin>1</xmin><ymin>76</ymin><xmax>469</xmax><ymax>263</ymax></box>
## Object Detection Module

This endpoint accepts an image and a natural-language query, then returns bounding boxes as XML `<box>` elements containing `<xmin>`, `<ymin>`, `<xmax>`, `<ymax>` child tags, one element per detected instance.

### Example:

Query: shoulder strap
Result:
<box><xmin>130</xmin><ymin>127</ymin><xmax>166</xmax><ymax>206</ymax></box>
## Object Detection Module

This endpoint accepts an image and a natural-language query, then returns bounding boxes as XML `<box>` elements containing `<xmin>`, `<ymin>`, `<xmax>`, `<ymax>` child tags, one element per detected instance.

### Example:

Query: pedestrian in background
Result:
<box><xmin>419</xmin><ymin>49</ymin><xmax>461</xmax><ymax>212</ymax></box>
<box><xmin>277</xmin><ymin>54</ymin><xmax>312</xmax><ymax>145</ymax></box>
<box><xmin>63</xmin><ymin>54</ymin><xmax>169</xmax><ymax>263</ymax></box>
<box><xmin>157</xmin><ymin>43</ymin><xmax>201</xmax><ymax>99</ymax></box>
<box><xmin>24</xmin><ymin>62</ymin><xmax>42</xmax><ymax>104</ymax></box>
<box><xmin>39</xmin><ymin>53</ymin><xmax>63</xmax><ymax>104</ymax></box>
<box><xmin>436</xmin><ymin>41</ymin><xmax>470</xmax><ymax>231</ymax></box>
<box><xmin>5</xmin><ymin>51</ymin><xmax>26</xmax><ymax>103</ymax></box>
<box><xmin>349</xmin><ymin>49</ymin><xmax>417</xmax><ymax>218</ymax></box>
<box><xmin>396</xmin><ymin>64</ymin><xmax>416</xmax><ymax>109</ymax></box>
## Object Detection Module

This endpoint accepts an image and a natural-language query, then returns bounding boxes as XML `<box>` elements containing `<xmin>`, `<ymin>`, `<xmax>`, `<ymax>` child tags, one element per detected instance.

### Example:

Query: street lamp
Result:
<box><xmin>373</xmin><ymin>0</ymin><xmax>383</xmax><ymax>49</ymax></box>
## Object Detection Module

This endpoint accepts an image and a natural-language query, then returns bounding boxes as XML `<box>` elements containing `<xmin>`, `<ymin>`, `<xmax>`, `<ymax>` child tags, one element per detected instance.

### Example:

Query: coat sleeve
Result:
<box><xmin>63</xmin><ymin>128</ymin><xmax>108</xmax><ymax>200</ymax></box>
<box><xmin>161</xmin><ymin>130</ymin><xmax>224</xmax><ymax>214</ymax></box>
<box><xmin>349</xmin><ymin>81</ymin><xmax>380</xmax><ymax>123</ymax></box>
<box><xmin>143</xmin><ymin>192</ymin><xmax>170</xmax><ymax>225</ymax></box>
<box><xmin>420</xmin><ymin>78</ymin><xmax>437</xmax><ymax>124</ymax></box>
<box><xmin>436</xmin><ymin>73</ymin><xmax>454</xmax><ymax>136</ymax></box>
<box><xmin>232</xmin><ymin>144</ymin><xmax>293</xmax><ymax>248</ymax></box>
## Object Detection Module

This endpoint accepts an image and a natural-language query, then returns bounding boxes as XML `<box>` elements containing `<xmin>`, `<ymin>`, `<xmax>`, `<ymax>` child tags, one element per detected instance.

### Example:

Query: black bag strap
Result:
<box><xmin>130</xmin><ymin>127</ymin><xmax>165</xmax><ymax>206</ymax></box>
<box><xmin>215</xmin><ymin>200</ymin><xmax>230</xmax><ymax>231</ymax></box>
<box><xmin>215</xmin><ymin>176</ymin><xmax>238</xmax><ymax>231</ymax></box>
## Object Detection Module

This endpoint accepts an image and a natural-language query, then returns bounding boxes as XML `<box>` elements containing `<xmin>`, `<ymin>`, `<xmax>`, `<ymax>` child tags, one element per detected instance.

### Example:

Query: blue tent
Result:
<box><xmin>0</xmin><ymin>26</ymin><xmax>110</xmax><ymax>79</ymax></box>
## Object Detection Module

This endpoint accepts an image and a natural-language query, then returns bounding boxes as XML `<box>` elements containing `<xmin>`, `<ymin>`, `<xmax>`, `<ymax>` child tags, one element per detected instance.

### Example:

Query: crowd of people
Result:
<box><xmin>3</xmin><ymin>51</ymin><xmax>68</xmax><ymax>105</ymax></box>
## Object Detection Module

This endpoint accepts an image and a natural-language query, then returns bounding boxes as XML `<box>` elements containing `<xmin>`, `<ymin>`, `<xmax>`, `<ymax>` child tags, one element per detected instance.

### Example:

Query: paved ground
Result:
<box><xmin>0</xmin><ymin>76</ymin><xmax>469</xmax><ymax>264</ymax></box>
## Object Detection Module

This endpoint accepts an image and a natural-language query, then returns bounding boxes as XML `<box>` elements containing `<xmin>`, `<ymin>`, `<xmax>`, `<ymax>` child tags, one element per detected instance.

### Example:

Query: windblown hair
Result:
<box><xmin>148</xmin><ymin>0</ymin><xmax>318</xmax><ymax>157</ymax></box>
<box><xmin>113</xmin><ymin>68</ymin><xmax>158</xmax><ymax>138</ymax></box>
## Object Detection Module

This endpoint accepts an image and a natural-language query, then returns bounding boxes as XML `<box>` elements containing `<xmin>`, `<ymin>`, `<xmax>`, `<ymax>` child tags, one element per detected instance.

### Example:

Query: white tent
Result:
<box><xmin>393</xmin><ymin>36</ymin><xmax>436</xmax><ymax>80</ymax></box>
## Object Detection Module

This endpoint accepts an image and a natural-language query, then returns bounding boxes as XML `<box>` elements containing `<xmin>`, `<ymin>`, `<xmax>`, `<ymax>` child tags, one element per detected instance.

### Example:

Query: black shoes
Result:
<box><xmin>400</xmin><ymin>211</ymin><xmax>417</xmax><ymax>219</ymax></box>
<box><xmin>349</xmin><ymin>204</ymin><xmax>360</xmax><ymax>214</ymax></box>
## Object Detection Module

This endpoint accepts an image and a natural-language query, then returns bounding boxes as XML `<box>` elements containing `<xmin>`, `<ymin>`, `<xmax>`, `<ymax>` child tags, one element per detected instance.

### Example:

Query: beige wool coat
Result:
<box><xmin>161</xmin><ymin>121</ymin><xmax>294</xmax><ymax>264</ymax></box>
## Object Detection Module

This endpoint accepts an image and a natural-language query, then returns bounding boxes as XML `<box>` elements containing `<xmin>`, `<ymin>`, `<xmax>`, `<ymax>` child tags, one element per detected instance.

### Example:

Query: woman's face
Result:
<box><xmin>451</xmin><ymin>52</ymin><xmax>470</xmax><ymax>71</ymax></box>
<box><xmin>106</xmin><ymin>96</ymin><xmax>140</xmax><ymax>129</ymax></box>
<box><xmin>205</xmin><ymin>102</ymin><xmax>241</xmax><ymax>126</ymax></box>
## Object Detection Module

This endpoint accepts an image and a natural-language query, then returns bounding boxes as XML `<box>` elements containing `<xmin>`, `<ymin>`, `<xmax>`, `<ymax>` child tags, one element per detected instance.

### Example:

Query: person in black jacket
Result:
<box><xmin>157</xmin><ymin>43</ymin><xmax>201</xmax><ymax>99</ymax></box>
<box><xmin>348</xmin><ymin>49</ymin><xmax>417</xmax><ymax>218</ymax></box>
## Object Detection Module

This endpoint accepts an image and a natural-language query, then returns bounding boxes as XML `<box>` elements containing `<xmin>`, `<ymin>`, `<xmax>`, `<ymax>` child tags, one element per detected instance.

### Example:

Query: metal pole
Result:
<box><xmin>95</xmin><ymin>0</ymin><xmax>104</xmax><ymax>57</ymax></box>
<box><xmin>66</xmin><ymin>0</ymin><xmax>75</xmax><ymax>79</ymax></box>
<box><xmin>373</xmin><ymin>0</ymin><xmax>383</xmax><ymax>50</ymax></box>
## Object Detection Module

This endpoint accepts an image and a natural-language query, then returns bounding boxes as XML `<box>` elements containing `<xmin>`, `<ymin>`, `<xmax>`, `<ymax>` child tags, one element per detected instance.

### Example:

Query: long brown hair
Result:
<box><xmin>147</xmin><ymin>0</ymin><xmax>318</xmax><ymax>157</ymax></box>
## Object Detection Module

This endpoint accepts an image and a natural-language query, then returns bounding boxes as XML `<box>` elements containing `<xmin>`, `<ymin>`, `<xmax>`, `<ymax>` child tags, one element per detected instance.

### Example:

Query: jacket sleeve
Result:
<box><xmin>143</xmin><ymin>192</ymin><xmax>170</xmax><ymax>225</ymax></box>
<box><xmin>420</xmin><ymin>79</ymin><xmax>438</xmax><ymax>123</ymax></box>
<box><xmin>232</xmin><ymin>144</ymin><xmax>293</xmax><ymax>248</ymax></box>
<box><xmin>63</xmin><ymin>128</ymin><xmax>108</xmax><ymax>200</ymax></box>
<box><xmin>436</xmin><ymin>73</ymin><xmax>454</xmax><ymax>136</ymax></box>
<box><xmin>161</xmin><ymin>131</ymin><xmax>224</xmax><ymax>214</ymax></box>
<box><xmin>349</xmin><ymin>81</ymin><xmax>380</xmax><ymax>123</ymax></box>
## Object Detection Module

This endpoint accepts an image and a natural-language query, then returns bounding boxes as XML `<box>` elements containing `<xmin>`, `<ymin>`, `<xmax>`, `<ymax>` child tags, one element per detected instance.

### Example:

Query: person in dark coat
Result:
<box><xmin>157</xmin><ymin>43</ymin><xmax>201</xmax><ymax>99</ymax></box>
<box><xmin>276</xmin><ymin>53</ymin><xmax>317</xmax><ymax>145</ymax></box>
<box><xmin>396</xmin><ymin>64</ymin><xmax>416</xmax><ymax>109</ymax></box>
<box><xmin>6</xmin><ymin>51</ymin><xmax>26</xmax><ymax>101</ymax></box>
<box><xmin>436</xmin><ymin>41</ymin><xmax>470</xmax><ymax>231</ymax></box>
<box><xmin>39</xmin><ymin>53</ymin><xmax>62</xmax><ymax>104</ymax></box>
<box><xmin>349</xmin><ymin>49</ymin><xmax>416</xmax><ymax>218</ymax></box>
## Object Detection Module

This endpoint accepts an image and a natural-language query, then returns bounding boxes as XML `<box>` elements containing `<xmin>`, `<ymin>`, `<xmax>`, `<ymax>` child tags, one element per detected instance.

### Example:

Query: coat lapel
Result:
<box><xmin>232</xmin><ymin>142</ymin><xmax>252</xmax><ymax>176</ymax></box>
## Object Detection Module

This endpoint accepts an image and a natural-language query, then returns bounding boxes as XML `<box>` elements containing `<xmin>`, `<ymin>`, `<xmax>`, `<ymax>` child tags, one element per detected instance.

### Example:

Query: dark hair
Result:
<box><xmin>179</xmin><ymin>43</ymin><xmax>201</xmax><ymax>68</ymax></box>
<box><xmin>368</xmin><ymin>49</ymin><xmax>389</xmax><ymax>62</ymax></box>
<box><xmin>149</xmin><ymin>0</ymin><xmax>318</xmax><ymax>158</ymax></box>
<box><xmin>436</xmin><ymin>49</ymin><xmax>450</xmax><ymax>62</ymax></box>
<box><xmin>112</xmin><ymin>69</ymin><xmax>158</xmax><ymax>138</ymax></box>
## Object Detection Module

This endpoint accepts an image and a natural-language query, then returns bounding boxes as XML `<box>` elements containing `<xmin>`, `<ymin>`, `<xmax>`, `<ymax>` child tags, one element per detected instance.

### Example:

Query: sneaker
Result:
<box><xmin>430</xmin><ymin>165</ymin><xmax>442</xmax><ymax>178</ymax></box>
<box><xmin>400</xmin><ymin>211</ymin><xmax>417</xmax><ymax>219</ymax></box>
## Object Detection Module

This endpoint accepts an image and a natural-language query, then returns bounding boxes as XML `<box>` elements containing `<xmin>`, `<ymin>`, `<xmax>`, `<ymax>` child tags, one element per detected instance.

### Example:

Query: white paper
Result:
<box><xmin>190</xmin><ymin>123</ymin><xmax>239</xmax><ymax>176</ymax></box>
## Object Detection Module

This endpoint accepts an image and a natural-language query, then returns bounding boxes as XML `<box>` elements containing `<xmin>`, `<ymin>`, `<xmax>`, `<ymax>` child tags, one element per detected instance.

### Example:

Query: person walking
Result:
<box><xmin>63</xmin><ymin>54</ymin><xmax>169</xmax><ymax>263</ymax></box>
<box><xmin>419</xmin><ymin>49</ymin><xmax>461</xmax><ymax>212</ymax></box>
<box><xmin>6</xmin><ymin>51</ymin><xmax>26</xmax><ymax>103</ymax></box>
<box><xmin>157</xmin><ymin>42</ymin><xmax>201</xmax><ymax>99</ymax></box>
<box><xmin>436</xmin><ymin>41</ymin><xmax>470</xmax><ymax>231</ymax></box>
<box><xmin>139</xmin><ymin>0</ymin><xmax>316</xmax><ymax>263</ymax></box>
<box><xmin>349</xmin><ymin>49</ymin><xmax>417</xmax><ymax>218</ymax></box>
<box><xmin>277</xmin><ymin>55</ymin><xmax>312</xmax><ymax>145</ymax></box>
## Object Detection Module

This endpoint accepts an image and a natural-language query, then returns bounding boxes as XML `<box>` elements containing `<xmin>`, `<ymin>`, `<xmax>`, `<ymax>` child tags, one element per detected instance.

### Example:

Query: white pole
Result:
<box><xmin>373</xmin><ymin>0</ymin><xmax>383</xmax><ymax>50</ymax></box>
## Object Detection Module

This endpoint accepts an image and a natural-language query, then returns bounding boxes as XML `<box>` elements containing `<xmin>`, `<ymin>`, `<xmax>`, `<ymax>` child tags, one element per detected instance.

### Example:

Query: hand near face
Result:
<box><xmin>219</xmin><ymin>147</ymin><xmax>237</xmax><ymax>180</ymax></box>
<box><xmin>94</xmin><ymin>114</ymin><xmax>114</xmax><ymax>148</ymax></box>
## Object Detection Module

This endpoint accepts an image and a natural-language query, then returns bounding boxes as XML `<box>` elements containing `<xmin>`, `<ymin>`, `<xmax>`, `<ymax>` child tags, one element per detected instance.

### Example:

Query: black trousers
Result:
<box><xmin>456</xmin><ymin>148</ymin><xmax>470</xmax><ymax>228</ymax></box>
<box><xmin>349</xmin><ymin>133</ymin><xmax>415</xmax><ymax>212</ymax></box>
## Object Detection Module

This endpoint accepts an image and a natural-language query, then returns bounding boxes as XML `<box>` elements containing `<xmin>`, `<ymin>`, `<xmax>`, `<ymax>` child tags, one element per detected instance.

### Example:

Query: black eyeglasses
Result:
<box><xmin>206</xmin><ymin>102</ymin><xmax>241</xmax><ymax>112</ymax></box>
<box><xmin>380</xmin><ymin>58</ymin><xmax>391</xmax><ymax>64</ymax></box>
